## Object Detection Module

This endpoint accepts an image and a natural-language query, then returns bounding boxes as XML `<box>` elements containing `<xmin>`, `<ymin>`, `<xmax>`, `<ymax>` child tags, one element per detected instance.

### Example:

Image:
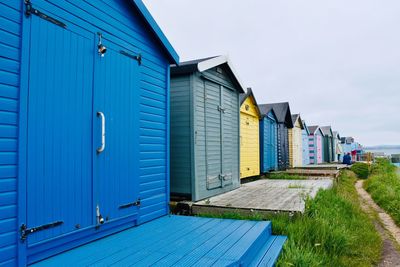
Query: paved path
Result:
<box><xmin>193</xmin><ymin>179</ymin><xmax>333</xmax><ymax>214</ymax></box>
<box><xmin>355</xmin><ymin>180</ymin><xmax>400</xmax><ymax>267</ymax></box>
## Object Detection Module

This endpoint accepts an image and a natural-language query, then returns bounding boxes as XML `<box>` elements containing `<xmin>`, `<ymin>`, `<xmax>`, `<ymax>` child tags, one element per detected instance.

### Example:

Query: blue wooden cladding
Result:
<box><xmin>259</xmin><ymin>107</ymin><xmax>278</xmax><ymax>172</ymax></box>
<box><xmin>0</xmin><ymin>0</ymin><xmax>178</xmax><ymax>265</ymax></box>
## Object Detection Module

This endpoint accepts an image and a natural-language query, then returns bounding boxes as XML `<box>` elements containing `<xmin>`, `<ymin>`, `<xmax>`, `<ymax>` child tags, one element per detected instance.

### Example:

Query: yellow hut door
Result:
<box><xmin>240</xmin><ymin>98</ymin><xmax>260</xmax><ymax>179</ymax></box>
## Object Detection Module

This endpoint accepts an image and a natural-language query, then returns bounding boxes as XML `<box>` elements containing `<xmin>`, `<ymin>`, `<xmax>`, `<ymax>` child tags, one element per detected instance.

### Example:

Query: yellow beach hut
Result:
<box><xmin>240</xmin><ymin>88</ymin><xmax>261</xmax><ymax>178</ymax></box>
<box><xmin>289</xmin><ymin>114</ymin><xmax>304</xmax><ymax>168</ymax></box>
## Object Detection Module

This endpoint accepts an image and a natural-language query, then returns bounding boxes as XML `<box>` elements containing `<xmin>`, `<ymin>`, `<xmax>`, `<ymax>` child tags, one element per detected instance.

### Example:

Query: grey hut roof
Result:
<box><xmin>291</xmin><ymin>114</ymin><xmax>304</xmax><ymax>129</ymax></box>
<box><xmin>320</xmin><ymin>126</ymin><xmax>333</xmax><ymax>137</ymax></box>
<box><xmin>308</xmin><ymin>125</ymin><xmax>324</xmax><ymax>135</ymax></box>
<box><xmin>333</xmin><ymin>131</ymin><xmax>341</xmax><ymax>139</ymax></box>
<box><xmin>258</xmin><ymin>104</ymin><xmax>278</xmax><ymax>121</ymax></box>
<box><xmin>259</xmin><ymin>102</ymin><xmax>293</xmax><ymax>128</ymax></box>
<box><xmin>171</xmin><ymin>55</ymin><xmax>245</xmax><ymax>93</ymax></box>
<box><xmin>239</xmin><ymin>88</ymin><xmax>261</xmax><ymax>117</ymax></box>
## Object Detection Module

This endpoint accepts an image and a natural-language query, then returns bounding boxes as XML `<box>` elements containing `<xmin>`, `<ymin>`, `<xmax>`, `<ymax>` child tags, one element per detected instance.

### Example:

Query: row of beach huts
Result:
<box><xmin>0</xmin><ymin>1</ymin><xmax>364</xmax><ymax>265</ymax></box>
<box><xmin>169</xmin><ymin>56</ymin><xmax>363</xmax><ymax>201</ymax></box>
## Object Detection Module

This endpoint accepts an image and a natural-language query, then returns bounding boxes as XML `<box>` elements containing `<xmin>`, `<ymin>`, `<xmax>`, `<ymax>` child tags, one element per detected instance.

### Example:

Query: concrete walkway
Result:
<box><xmin>355</xmin><ymin>180</ymin><xmax>400</xmax><ymax>267</ymax></box>
<box><xmin>192</xmin><ymin>179</ymin><xmax>333</xmax><ymax>215</ymax></box>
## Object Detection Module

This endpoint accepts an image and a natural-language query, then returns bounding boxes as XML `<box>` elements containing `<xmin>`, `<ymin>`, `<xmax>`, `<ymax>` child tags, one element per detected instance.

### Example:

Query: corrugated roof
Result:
<box><xmin>259</xmin><ymin>102</ymin><xmax>293</xmax><ymax>127</ymax></box>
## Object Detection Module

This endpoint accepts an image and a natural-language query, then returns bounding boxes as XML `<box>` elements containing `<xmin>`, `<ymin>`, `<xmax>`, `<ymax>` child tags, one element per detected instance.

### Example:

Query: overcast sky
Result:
<box><xmin>144</xmin><ymin>0</ymin><xmax>400</xmax><ymax>146</ymax></box>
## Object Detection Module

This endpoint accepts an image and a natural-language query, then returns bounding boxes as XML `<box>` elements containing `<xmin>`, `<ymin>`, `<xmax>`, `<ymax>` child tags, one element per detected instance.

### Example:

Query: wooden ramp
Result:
<box><xmin>283</xmin><ymin>168</ymin><xmax>340</xmax><ymax>178</ymax></box>
<box><xmin>192</xmin><ymin>179</ymin><xmax>333</xmax><ymax>214</ymax></box>
<box><xmin>31</xmin><ymin>216</ymin><xmax>286</xmax><ymax>267</ymax></box>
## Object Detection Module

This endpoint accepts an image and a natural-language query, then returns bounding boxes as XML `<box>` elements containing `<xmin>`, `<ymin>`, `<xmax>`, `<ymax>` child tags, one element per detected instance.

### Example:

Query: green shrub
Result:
<box><xmin>350</xmin><ymin>162</ymin><xmax>370</xmax><ymax>179</ymax></box>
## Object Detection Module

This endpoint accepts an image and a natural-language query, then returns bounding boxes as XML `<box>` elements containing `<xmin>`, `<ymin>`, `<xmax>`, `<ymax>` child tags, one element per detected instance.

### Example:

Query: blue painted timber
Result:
<box><xmin>260</xmin><ymin>110</ymin><xmax>278</xmax><ymax>173</ymax></box>
<box><xmin>0</xmin><ymin>0</ymin><xmax>178</xmax><ymax>265</ymax></box>
<box><xmin>31</xmin><ymin>216</ymin><xmax>286</xmax><ymax>267</ymax></box>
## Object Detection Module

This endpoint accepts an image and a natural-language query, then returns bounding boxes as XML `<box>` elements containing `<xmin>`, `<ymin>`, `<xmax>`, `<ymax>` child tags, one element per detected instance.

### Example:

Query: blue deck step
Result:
<box><xmin>31</xmin><ymin>215</ymin><xmax>286</xmax><ymax>266</ymax></box>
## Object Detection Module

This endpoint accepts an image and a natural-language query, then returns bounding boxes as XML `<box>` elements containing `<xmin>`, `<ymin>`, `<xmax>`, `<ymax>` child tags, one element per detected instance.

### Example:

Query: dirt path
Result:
<box><xmin>355</xmin><ymin>180</ymin><xmax>400</xmax><ymax>267</ymax></box>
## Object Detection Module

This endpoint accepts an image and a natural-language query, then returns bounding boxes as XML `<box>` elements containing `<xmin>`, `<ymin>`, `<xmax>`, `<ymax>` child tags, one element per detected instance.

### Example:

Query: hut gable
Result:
<box><xmin>291</xmin><ymin>114</ymin><xmax>304</xmax><ymax>129</ymax></box>
<box><xmin>302</xmin><ymin>120</ymin><xmax>310</xmax><ymax>135</ymax></box>
<box><xmin>240</xmin><ymin>88</ymin><xmax>261</xmax><ymax>117</ymax></box>
<box><xmin>320</xmin><ymin>126</ymin><xmax>334</xmax><ymax>137</ymax></box>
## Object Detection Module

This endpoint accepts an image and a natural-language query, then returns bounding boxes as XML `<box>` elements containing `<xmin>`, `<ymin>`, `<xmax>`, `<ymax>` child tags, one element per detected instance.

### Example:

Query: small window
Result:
<box><xmin>245</xmin><ymin>105</ymin><xmax>250</xmax><ymax>111</ymax></box>
<box><xmin>216</xmin><ymin>67</ymin><xmax>223</xmax><ymax>74</ymax></box>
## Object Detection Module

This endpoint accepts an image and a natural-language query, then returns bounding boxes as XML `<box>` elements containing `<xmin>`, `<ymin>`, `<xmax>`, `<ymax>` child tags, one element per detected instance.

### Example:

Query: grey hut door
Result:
<box><xmin>205</xmin><ymin>80</ymin><xmax>222</xmax><ymax>189</ymax></box>
<box><xmin>221</xmin><ymin>87</ymin><xmax>234</xmax><ymax>186</ymax></box>
<box><xmin>205</xmin><ymin>80</ymin><xmax>234</xmax><ymax>189</ymax></box>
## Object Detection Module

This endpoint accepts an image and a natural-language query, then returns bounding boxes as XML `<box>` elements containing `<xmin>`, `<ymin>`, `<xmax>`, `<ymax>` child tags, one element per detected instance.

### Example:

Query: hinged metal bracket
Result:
<box><xmin>24</xmin><ymin>0</ymin><xmax>67</xmax><ymax>28</ymax></box>
<box><xmin>20</xmin><ymin>221</ymin><xmax>63</xmax><ymax>241</ymax></box>
<box><xmin>217</xmin><ymin>106</ymin><xmax>225</xmax><ymax>113</ymax></box>
<box><xmin>120</xmin><ymin>50</ymin><xmax>142</xmax><ymax>65</ymax></box>
<box><xmin>119</xmin><ymin>199</ymin><xmax>141</xmax><ymax>209</ymax></box>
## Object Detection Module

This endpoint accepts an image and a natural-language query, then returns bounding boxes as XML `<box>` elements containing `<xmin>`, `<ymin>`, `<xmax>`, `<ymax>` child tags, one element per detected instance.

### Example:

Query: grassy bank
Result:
<box><xmin>200</xmin><ymin>171</ymin><xmax>382</xmax><ymax>266</ymax></box>
<box><xmin>364</xmin><ymin>159</ymin><xmax>400</xmax><ymax>226</ymax></box>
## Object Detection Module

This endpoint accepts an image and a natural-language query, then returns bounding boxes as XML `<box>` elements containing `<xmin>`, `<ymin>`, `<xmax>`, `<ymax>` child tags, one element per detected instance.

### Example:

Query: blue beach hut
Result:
<box><xmin>259</xmin><ymin>105</ymin><xmax>279</xmax><ymax>172</ymax></box>
<box><xmin>0</xmin><ymin>0</ymin><xmax>180</xmax><ymax>264</ymax></box>
<box><xmin>259</xmin><ymin>103</ymin><xmax>293</xmax><ymax>170</ymax></box>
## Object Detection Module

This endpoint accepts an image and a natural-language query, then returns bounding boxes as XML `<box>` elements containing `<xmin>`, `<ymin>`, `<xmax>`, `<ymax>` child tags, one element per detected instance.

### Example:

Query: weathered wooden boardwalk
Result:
<box><xmin>192</xmin><ymin>179</ymin><xmax>333</xmax><ymax>215</ymax></box>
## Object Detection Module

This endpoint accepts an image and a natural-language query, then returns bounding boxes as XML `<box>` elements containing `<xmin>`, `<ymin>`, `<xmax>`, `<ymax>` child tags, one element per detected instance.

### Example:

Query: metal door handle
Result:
<box><xmin>97</xmin><ymin>111</ymin><xmax>105</xmax><ymax>153</ymax></box>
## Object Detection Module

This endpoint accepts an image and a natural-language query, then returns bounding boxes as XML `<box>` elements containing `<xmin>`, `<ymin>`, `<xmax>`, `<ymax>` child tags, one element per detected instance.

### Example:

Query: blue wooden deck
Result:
<box><xmin>31</xmin><ymin>216</ymin><xmax>286</xmax><ymax>266</ymax></box>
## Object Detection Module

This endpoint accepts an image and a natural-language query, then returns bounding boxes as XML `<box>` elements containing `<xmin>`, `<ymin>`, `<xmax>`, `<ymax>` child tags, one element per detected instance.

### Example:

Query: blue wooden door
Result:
<box><xmin>93</xmin><ymin>39</ymin><xmax>140</xmax><ymax>223</ymax></box>
<box><xmin>26</xmin><ymin>17</ymin><xmax>95</xmax><ymax>245</ymax></box>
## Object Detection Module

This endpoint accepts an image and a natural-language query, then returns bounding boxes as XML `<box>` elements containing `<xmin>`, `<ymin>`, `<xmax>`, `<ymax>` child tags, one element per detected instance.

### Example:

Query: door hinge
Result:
<box><xmin>24</xmin><ymin>0</ymin><xmax>67</xmax><ymax>28</ymax></box>
<box><xmin>119</xmin><ymin>199</ymin><xmax>141</xmax><ymax>209</ymax></box>
<box><xmin>20</xmin><ymin>221</ymin><xmax>63</xmax><ymax>241</ymax></box>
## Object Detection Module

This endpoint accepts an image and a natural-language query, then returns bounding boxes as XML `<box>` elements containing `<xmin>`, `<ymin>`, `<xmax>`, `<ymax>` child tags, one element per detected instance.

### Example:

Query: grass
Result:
<box><xmin>267</xmin><ymin>173</ymin><xmax>306</xmax><ymax>180</ymax></box>
<box><xmin>364</xmin><ymin>158</ymin><xmax>400</xmax><ymax>226</ymax></box>
<box><xmin>199</xmin><ymin>170</ymin><xmax>382</xmax><ymax>266</ymax></box>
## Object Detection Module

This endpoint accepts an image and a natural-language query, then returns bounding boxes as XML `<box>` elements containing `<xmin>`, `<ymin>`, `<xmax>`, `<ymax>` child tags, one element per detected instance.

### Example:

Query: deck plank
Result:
<box><xmin>91</xmin><ymin>217</ymin><xmax>213</xmax><ymax>266</ymax></box>
<box><xmin>31</xmin><ymin>216</ymin><xmax>286</xmax><ymax>267</ymax></box>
